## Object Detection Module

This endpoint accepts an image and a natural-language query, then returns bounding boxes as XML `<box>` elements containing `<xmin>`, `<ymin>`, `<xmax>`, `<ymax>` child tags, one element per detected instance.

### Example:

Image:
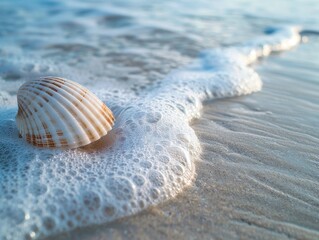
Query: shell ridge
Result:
<box><xmin>100</xmin><ymin>103</ymin><xmax>115</xmax><ymax>127</ymax></box>
<box><xmin>77</xmin><ymin>91</ymin><xmax>114</xmax><ymax>129</ymax></box>
<box><xmin>17</xmin><ymin>98</ymin><xmax>34</xmax><ymax>143</ymax></box>
<box><xmin>19</xmin><ymin>88</ymin><xmax>62</xmax><ymax>147</ymax></box>
<box><xmin>19</xmin><ymin>92</ymin><xmax>58</xmax><ymax>147</ymax></box>
<box><xmin>72</xmin><ymin>89</ymin><xmax>114</xmax><ymax>130</ymax></box>
<box><xmin>41</xmin><ymin>80</ymin><xmax>109</xmax><ymax>137</ymax></box>
<box><xmin>32</xmin><ymin>82</ymin><xmax>102</xmax><ymax>146</ymax></box>
<box><xmin>33</xmin><ymin>81</ymin><xmax>102</xmax><ymax>143</ymax></box>
<box><xmin>76</xmin><ymin>92</ymin><xmax>113</xmax><ymax>132</ymax></box>
<box><xmin>18</xmin><ymin>95</ymin><xmax>43</xmax><ymax>146</ymax></box>
<box><xmin>16</xmin><ymin>100</ymin><xmax>29</xmax><ymax>138</ymax></box>
<box><xmin>21</xmin><ymin>86</ymin><xmax>88</xmax><ymax>147</ymax></box>
<box><xmin>44</xmin><ymin>77</ymin><xmax>114</xmax><ymax>126</ymax></box>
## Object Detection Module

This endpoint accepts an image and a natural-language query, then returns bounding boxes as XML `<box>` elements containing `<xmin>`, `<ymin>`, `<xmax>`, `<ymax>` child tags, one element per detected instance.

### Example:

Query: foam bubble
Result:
<box><xmin>0</xmin><ymin>26</ymin><xmax>301</xmax><ymax>239</ymax></box>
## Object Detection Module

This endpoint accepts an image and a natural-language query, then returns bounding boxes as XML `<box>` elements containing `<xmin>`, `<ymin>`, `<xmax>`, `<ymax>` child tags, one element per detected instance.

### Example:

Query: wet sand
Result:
<box><xmin>49</xmin><ymin>37</ymin><xmax>319</xmax><ymax>240</ymax></box>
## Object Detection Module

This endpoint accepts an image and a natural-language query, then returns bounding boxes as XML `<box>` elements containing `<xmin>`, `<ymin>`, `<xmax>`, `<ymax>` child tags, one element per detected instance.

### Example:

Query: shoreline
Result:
<box><xmin>49</xmin><ymin>37</ymin><xmax>319</xmax><ymax>240</ymax></box>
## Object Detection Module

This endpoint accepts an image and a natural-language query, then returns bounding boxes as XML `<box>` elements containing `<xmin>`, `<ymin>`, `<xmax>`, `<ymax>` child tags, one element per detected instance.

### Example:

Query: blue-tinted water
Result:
<box><xmin>0</xmin><ymin>0</ymin><xmax>319</xmax><ymax>239</ymax></box>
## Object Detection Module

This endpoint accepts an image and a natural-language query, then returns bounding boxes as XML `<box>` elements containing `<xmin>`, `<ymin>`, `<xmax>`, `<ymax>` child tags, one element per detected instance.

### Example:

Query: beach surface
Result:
<box><xmin>50</xmin><ymin>35</ymin><xmax>319</xmax><ymax>240</ymax></box>
<box><xmin>0</xmin><ymin>1</ymin><xmax>318</xmax><ymax>239</ymax></box>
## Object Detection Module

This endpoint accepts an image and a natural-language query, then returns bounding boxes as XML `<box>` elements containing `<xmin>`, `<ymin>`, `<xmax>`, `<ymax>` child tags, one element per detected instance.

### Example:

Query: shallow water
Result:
<box><xmin>0</xmin><ymin>0</ymin><xmax>319</xmax><ymax>239</ymax></box>
<box><xmin>50</xmin><ymin>36</ymin><xmax>319</xmax><ymax>240</ymax></box>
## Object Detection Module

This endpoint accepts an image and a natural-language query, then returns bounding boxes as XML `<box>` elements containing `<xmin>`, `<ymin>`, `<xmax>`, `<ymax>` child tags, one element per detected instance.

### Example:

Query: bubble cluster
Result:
<box><xmin>0</xmin><ymin>98</ymin><xmax>200</xmax><ymax>239</ymax></box>
<box><xmin>0</xmin><ymin>91</ymin><xmax>16</xmax><ymax>106</ymax></box>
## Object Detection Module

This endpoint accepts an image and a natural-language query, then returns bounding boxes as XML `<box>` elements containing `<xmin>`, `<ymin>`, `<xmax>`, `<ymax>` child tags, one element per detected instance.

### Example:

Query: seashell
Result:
<box><xmin>16</xmin><ymin>77</ymin><xmax>115</xmax><ymax>148</ymax></box>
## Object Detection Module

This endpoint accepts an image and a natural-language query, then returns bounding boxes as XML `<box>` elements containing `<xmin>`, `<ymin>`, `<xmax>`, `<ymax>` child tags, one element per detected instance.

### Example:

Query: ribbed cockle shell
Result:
<box><xmin>16</xmin><ymin>77</ymin><xmax>115</xmax><ymax>148</ymax></box>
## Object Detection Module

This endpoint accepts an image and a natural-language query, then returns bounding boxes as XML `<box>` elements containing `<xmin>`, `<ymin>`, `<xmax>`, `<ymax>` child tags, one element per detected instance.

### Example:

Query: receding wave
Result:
<box><xmin>0</xmin><ymin>26</ymin><xmax>302</xmax><ymax>239</ymax></box>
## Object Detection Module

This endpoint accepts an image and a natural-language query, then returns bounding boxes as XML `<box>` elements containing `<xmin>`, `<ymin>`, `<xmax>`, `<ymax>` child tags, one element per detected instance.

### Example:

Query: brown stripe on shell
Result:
<box><xmin>86</xmin><ymin>129</ymin><xmax>96</xmax><ymax>141</ymax></box>
<box><xmin>24</xmin><ymin>86</ymin><xmax>83</xmax><ymax>146</ymax></box>
<box><xmin>17</xmin><ymin>103</ymin><xmax>30</xmax><ymax>137</ymax></box>
<box><xmin>42</xmin><ymin>95</ymin><xmax>49</xmax><ymax>102</ymax></box>
<box><xmin>41</xmin><ymin>79</ymin><xmax>63</xmax><ymax>89</ymax></box>
<box><xmin>44</xmin><ymin>77</ymin><xmax>66</xmax><ymax>85</ymax></box>
<box><xmin>101</xmin><ymin>104</ymin><xmax>115</xmax><ymax>124</ymax></box>
<box><xmin>60</xmin><ymin>78</ymin><xmax>114</xmax><ymax>138</ymax></box>
<box><xmin>39</xmin><ymin>82</ymin><xmax>58</xmax><ymax>92</ymax></box>
<box><xmin>56</xmin><ymin>130</ymin><xmax>63</xmax><ymax>136</ymax></box>
<box><xmin>59</xmin><ymin>86</ymin><xmax>103</xmax><ymax>137</ymax></box>
<box><xmin>59</xmin><ymin>138</ymin><xmax>68</xmax><ymax>146</ymax></box>
<box><xmin>18</xmin><ymin>94</ymin><xmax>43</xmax><ymax>145</ymax></box>
<box><xmin>45</xmin><ymin>133</ymin><xmax>52</xmax><ymax>139</ymax></box>
<box><xmin>18</xmin><ymin>88</ymin><xmax>62</xmax><ymax>147</ymax></box>
<box><xmin>71</xmin><ymin>96</ymin><xmax>107</xmax><ymax>135</ymax></box>
<box><xmin>98</xmin><ymin>102</ymin><xmax>113</xmax><ymax>124</ymax></box>
<box><xmin>50</xmin><ymin>78</ymin><xmax>112</xmax><ymax>134</ymax></box>
<box><xmin>36</xmin><ymin>80</ymin><xmax>102</xmax><ymax>141</ymax></box>
<box><xmin>101</xmin><ymin>103</ymin><xmax>114</xmax><ymax>121</ymax></box>
<box><xmin>47</xmin><ymin>139</ymin><xmax>56</xmax><ymax>147</ymax></box>
<box><xmin>62</xmin><ymin>99</ymin><xmax>98</xmax><ymax>143</ymax></box>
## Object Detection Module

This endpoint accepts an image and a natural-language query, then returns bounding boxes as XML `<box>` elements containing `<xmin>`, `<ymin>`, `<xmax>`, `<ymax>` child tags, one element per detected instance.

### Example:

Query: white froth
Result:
<box><xmin>0</xmin><ymin>91</ymin><xmax>16</xmax><ymax>107</ymax></box>
<box><xmin>0</xmin><ymin>27</ymin><xmax>301</xmax><ymax>239</ymax></box>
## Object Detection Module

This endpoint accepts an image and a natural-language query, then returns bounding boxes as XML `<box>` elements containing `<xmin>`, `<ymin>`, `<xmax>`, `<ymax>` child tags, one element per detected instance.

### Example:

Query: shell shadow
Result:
<box><xmin>79</xmin><ymin>129</ymin><xmax>117</xmax><ymax>153</ymax></box>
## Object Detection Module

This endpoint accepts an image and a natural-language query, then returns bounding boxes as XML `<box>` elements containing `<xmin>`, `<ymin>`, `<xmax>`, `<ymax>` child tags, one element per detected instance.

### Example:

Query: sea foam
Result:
<box><xmin>0</xmin><ymin>26</ymin><xmax>300</xmax><ymax>239</ymax></box>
